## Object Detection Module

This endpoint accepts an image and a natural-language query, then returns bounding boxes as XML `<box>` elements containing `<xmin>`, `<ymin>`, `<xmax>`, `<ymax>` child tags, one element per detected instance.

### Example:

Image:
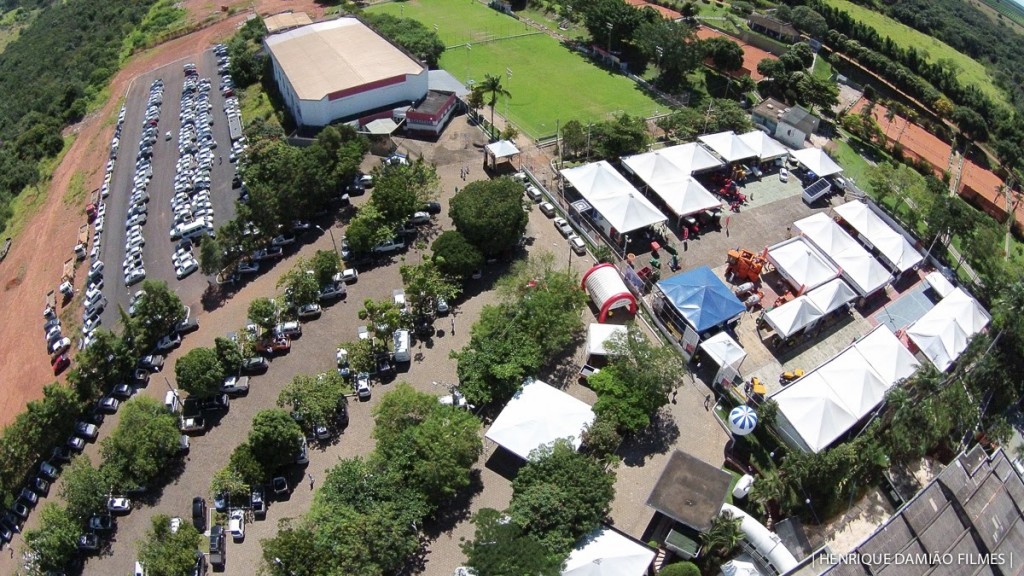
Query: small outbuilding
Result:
<box><xmin>647</xmin><ymin>450</ymin><xmax>732</xmax><ymax>533</ymax></box>
<box><xmin>582</xmin><ymin>264</ymin><xmax>638</xmax><ymax>323</ymax></box>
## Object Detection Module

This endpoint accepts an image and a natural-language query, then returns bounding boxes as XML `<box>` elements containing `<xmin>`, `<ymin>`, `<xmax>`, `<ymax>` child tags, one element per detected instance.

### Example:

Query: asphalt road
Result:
<box><xmin>100</xmin><ymin>49</ymin><xmax>240</xmax><ymax>331</ymax></box>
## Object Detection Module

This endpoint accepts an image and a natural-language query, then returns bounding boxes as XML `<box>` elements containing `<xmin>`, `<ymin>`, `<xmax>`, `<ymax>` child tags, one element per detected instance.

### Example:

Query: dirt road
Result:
<box><xmin>0</xmin><ymin>0</ymin><xmax>325</xmax><ymax>427</ymax></box>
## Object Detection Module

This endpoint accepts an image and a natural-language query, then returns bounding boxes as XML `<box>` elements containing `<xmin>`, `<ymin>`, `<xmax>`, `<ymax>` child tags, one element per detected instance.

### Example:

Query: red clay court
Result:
<box><xmin>850</xmin><ymin>99</ymin><xmax>952</xmax><ymax>176</ymax></box>
<box><xmin>695</xmin><ymin>26</ymin><xmax>777</xmax><ymax>81</ymax></box>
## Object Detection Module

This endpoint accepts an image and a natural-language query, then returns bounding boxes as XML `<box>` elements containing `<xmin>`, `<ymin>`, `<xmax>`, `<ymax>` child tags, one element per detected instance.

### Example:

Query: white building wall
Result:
<box><xmin>284</xmin><ymin>69</ymin><xmax>429</xmax><ymax>128</ymax></box>
<box><xmin>773</xmin><ymin>123</ymin><xmax>808</xmax><ymax>149</ymax></box>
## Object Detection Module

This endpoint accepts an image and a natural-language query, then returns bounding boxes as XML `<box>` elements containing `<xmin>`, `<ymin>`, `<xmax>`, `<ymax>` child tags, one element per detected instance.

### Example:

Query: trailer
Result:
<box><xmin>74</xmin><ymin>224</ymin><xmax>89</xmax><ymax>260</ymax></box>
<box><xmin>45</xmin><ymin>290</ymin><xmax>57</xmax><ymax>318</ymax></box>
<box><xmin>60</xmin><ymin>258</ymin><xmax>76</xmax><ymax>298</ymax></box>
<box><xmin>802</xmin><ymin>178</ymin><xmax>832</xmax><ymax>205</ymax></box>
<box><xmin>85</xmin><ymin>188</ymin><xmax>101</xmax><ymax>222</ymax></box>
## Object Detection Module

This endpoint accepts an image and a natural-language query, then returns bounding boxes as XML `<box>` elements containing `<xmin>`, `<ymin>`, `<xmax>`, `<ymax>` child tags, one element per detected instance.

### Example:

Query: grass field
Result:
<box><xmin>823</xmin><ymin>0</ymin><xmax>1010</xmax><ymax>108</ymax></box>
<box><xmin>367</xmin><ymin>0</ymin><xmax>663</xmax><ymax>139</ymax></box>
<box><xmin>973</xmin><ymin>0</ymin><xmax>1024</xmax><ymax>32</ymax></box>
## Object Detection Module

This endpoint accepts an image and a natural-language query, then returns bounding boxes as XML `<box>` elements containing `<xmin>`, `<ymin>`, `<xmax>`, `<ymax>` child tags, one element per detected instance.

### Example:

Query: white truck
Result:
<box><xmin>220</xmin><ymin>375</ymin><xmax>250</xmax><ymax>395</ymax></box>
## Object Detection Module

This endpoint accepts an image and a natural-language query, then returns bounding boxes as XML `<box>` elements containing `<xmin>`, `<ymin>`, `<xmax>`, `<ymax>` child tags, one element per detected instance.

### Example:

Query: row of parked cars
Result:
<box><xmin>167</xmin><ymin>62</ymin><xmax>217</xmax><ymax>265</ymax></box>
<box><xmin>121</xmin><ymin>79</ymin><xmax>166</xmax><ymax>288</ymax></box>
<box><xmin>523</xmin><ymin>175</ymin><xmax>588</xmax><ymax>256</ymax></box>
<box><xmin>216</xmin><ymin>44</ymin><xmax>248</xmax><ymax>166</ymax></box>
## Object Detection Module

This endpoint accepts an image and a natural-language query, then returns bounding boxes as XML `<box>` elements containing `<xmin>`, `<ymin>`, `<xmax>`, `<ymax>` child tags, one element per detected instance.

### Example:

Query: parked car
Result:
<box><xmin>139</xmin><ymin>355</ymin><xmax>164</xmax><ymax>370</ymax></box>
<box><xmin>75</xmin><ymin>422</ymin><xmax>99</xmax><ymax>440</ymax></box>
<box><xmin>271</xmin><ymin>233</ymin><xmax>295</xmax><ymax>247</ymax></box>
<box><xmin>335</xmin><ymin>268</ymin><xmax>358</xmax><ymax>284</ymax></box>
<box><xmin>318</xmin><ymin>282</ymin><xmax>346</xmax><ymax>301</ymax></box>
<box><xmin>779</xmin><ymin>167</ymin><xmax>789</xmax><ymax>182</ymax></box>
<box><xmin>251</xmin><ymin>487</ymin><xmax>266</xmax><ymax>518</ymax></box>
<box><xmin>272</xmin><ymin>476</ymin><xmax>289</xmax><ymax>496</ymax></box>
<box><xmin>422</xmin><ymin>201</ymin><xmax>442</xmax><ymax>215</ymax></box>
<box><xmin>256</xmin><ymin>337</ymin><xmax>290</xmax><ymax>356</ymax></box>
<box><xmin>112</xmin><ymin>383</ymin><xmax>134</xmax><ymax>399</ymax></box>
<box><xmin>408</xmin><ymin>211</ymin><xmax>431</xmax><ymax>225</ymax></box>
<box><xmin>237</xmin><ymin>260</ymin><xmax>259</xmax><ymax>275</ymax></box>
<box><xmin>209</xmin><ymin>525</ymin><xmax>225</xmax><ymax>568</ymax></box>
<box><xmin>570</xmin><ymin>235</ymin><xmax>587</xmax><ymax>255</ymax></box>
<box><xmin>52</xmin><ymin>354</ymin><xmax>70</xmax><ymax>375</ymax></box>
<box><xmin>67</xmin><ymin>435</ymin><xmax>86</xmax><ymax>452</ymax></box>
<box><xmin>98</xmin><ymin>396</ymin><xmax>120</xmax><ymax>413</ymax></box>
<box><xmin>221</xmin><ymin>375</ymin><xmax>250</xmax><ymax>395</ymax></box>
<box><xmin>107</xmin><ymin>497</ymin><xmax>132</xmax><ymax>514</ymax></box>
<box><xmin>539</xmin><ymin>202</ymin><xmax>556</xmax><ymax>217</ymax></box>
<box><xmin>156</xmin><ymin>333</ymin><xmax>181</xmax><ymax>352</ymax></box>
<box><xmin>88</xmin><ymin>515</ymin><xmax>113</xmax><ymax>532</ymax></box>
<box><xmin>78</xmin><ymin>533</ymin><xmax>100</xmax><ymax>552</ymax></box>
<box><xmin>525</xmin><ymin>185</ymin><xmax>543</xmax><ymax>202</ymax></box>
<box><xmin>297</xmin><ymin>303</ymin><xmax>322</xmax><ymax>319</ymax></box>
<box><xmin>274</xmin><ymin>321</ymin><xmax>302</xmax><ymax>339</ymax></box>
<box><xmin>355</xmin><ymin>372</ymin><xmax>371</xmax><ymax>400</ymax></box>
<box><xmin>240</xmin><ymin>357</ymin><xmax>268</xmax><ymax>374</ymax></box>
<box><xmin>228</xmin><ymin>510</ymin><xmax>245</xmax><ymax>541</ymax></box>
<box><xmin>554</xmin><ymin>217</ymin><xmax>573</xmax><ymax>237</ymax></box>
<box><xmin>29</xmin><ymin>477</ymin><xmax>49</xmax><ymax>495</ymax></box>
<box><xmin>40</xmin><ymin>461</ymin><xmax>60</xmax><ymax>480</ymax></box>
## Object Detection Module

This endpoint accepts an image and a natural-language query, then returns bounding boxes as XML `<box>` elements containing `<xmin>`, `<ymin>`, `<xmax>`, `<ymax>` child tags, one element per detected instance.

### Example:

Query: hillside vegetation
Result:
<box><xmin>0</xmin><ymin>0</ymin><xmax>156</xmax><ymax>231</ymax></box>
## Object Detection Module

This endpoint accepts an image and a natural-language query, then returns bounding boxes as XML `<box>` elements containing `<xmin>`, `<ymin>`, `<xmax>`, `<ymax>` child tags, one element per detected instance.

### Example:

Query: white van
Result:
<box><xmin>164</xmin><ymin>390</ymin><xmax>181</xmax><ymax>414</ymax></box>
<box><xmin>393</xmin><ymin>329</ymin><xmax>410</xmax><ymax>363</ymax></box>
<box><xmin>172</xmin><ymin>219</ymin><xmax>208</xmax><ymax>241</ymax></box>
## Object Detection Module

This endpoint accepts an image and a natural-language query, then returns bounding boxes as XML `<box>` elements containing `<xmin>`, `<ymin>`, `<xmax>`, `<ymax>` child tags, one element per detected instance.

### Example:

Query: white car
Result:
<box><xmin>125</xmin><ymin>267</ymin><xmax>147</xmax><ymax>286</ymax></box>
<box><xmin>175</xmin><ymin>259</ymin><xmax>198</xmax><ymax>280</ymax></box>
<box><xmin>49</xmin><ymin>337</ymin><xmax>71</xmax><ymax>355</ymax></box>
<box><xmin>334</xmin><ymin>268</ymin><xmax>358</xmax><ymax>284</ymax></box>
<box><xmin>107</xmin><ymin>497</ymin><xmax>132</xmax><ymax>513</ymax></box>
<box><xmin>355</xmin><ymin>372</ymin><xmax>371</xmax><ymax>400</ymax></box>
<box><xmin>228</xmin><ymin>509</ymin><xmax>245</xmax><ymax>541</ymax></box>
<box><xmin>554</xmin><ymin>217</ymin><xmax>573</xmax><ymax>237</ymax></box>
<box><xmin>408</xmin><ymin>211</ymin><xmax>431</xmax><ymax>225</ymax></box>
<box><xmin>779</xmin><ymin>167</ymin><xmax>789</xmax><ymax>182</ymax></box>
<box><xmin>539</xmin><ymin>202</ymin><xmax>556</xmax><ymax>217</ymax></box>
<box><xmin>570</xmin><ymin>235</ymin><xmax>587</xmax><ymax>255</ymax></box>
<box><xmin>298</xmin><ymin>303</ymin><xmax>322</xmax><ymax>319</ymax></box>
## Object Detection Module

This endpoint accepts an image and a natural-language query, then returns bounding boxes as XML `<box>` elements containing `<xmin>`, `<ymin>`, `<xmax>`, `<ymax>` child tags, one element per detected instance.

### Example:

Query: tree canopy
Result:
<box><xmin>174</xmin><ymin>347</ymin><xmax>225</xmax><ymax>399</ymax></box>
<box><xmin>59</xmin><ymin>455</ymin><xmax>108</xmax><ymax>522</ymax></box>
<box><xmin>137</xmin><ymin>514</ymin><xmax>203</xmax><ymax>576</ymax></box>
<box><xmin>431</xmin><ymin>230</ymin><xmax>484</xmax><ymax>280</ymax></box>
<box><xmin>450</xmin><ymin>178</ymin><xmax>528</xmax><ymax>256</ymax></box>
<box><xmin>100</xmin><ymin>396</ymin><xmax>182</xmax><ymax>491</ymax></box>
<box><xmin>23</xmin><ymin>504</ymin><xmax>81</xmax><ymax>575</ymax></box>
<box><xmin>130</xmin><ymin>280</ymin><xmax>186</xmax><ymax>351</ymax></box>
<box><xmin>400</xmin><ymin>260</ymin><xmax>460</xmax><ymax>320</ymax></box>
<box><xmin>248</xmin><ymin>409</ymin><xmax>304</xmax><ymax>477</ymax></box>
<box><xmin>362</xmin><ymin>12</ymin><xmax>445</xmax><ymax>67</ymax></box>
<box><xmin>278</xmin><ymin>372</ymin><xmax>348</xmax><ymax>435</ymax></box>
<box><xmin>461</xmin><ymin>508</ymin><xmax>566</xmax><ymax>576</ymax></box>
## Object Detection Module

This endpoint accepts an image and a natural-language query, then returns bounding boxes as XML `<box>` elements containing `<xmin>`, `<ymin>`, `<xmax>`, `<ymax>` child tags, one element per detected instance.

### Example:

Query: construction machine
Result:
<box><xmin>726</xmin><ymin>249</ymin><xmax>765</xmax><ymax>283</ymax></box>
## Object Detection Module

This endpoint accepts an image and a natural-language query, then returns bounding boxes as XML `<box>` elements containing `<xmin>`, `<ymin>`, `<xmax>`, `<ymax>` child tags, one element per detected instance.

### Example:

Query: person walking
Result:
<box><xmin>308</xmin><ymin>473</ymin><xmax>314</xmax><ymax>490</ymax></box>
<box><xmin>450</xmin><ymin>317</ymin><xmax>455</xmax><ymax>335</ymax></box>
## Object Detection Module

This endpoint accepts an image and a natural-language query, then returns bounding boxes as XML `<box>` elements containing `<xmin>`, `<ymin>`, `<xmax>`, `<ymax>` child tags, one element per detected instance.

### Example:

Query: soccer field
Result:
<box><xmin>367</xmin><ymin>0</ymin><xmax>664</xmax><ymax>139</ymax></box>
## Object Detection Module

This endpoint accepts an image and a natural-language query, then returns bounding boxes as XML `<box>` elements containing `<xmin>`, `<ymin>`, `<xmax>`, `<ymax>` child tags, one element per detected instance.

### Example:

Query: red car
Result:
<box><xmin>52</xmin><ymin>354</ymin><xmax>70</xmax><ymax>375</ymax></box>
<box><xmin>255</xmin><ymin>337</ymin><xmax>290</xmax><ymax>356</ymax></box>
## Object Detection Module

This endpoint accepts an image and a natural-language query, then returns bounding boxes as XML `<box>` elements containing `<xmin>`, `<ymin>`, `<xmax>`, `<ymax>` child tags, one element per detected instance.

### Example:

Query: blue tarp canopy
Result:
<box><xmin>656</xmin><ymin>266</ymin><xmax>746</xmax><ymax>332</ymax></box>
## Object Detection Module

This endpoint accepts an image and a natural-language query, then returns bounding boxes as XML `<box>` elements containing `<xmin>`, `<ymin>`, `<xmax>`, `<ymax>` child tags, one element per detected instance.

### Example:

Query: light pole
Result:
<box><xmin>316</xmin><ymin>225</ymin><xmax>338</xmax><ymax>256</ymax></box>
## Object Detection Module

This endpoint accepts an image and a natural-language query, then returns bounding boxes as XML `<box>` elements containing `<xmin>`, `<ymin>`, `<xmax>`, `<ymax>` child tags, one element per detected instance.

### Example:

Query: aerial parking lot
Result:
<box><xmin>97</xmin><ymin>48</ymin><xmax>244</xmax><ymax>333</ymax></box>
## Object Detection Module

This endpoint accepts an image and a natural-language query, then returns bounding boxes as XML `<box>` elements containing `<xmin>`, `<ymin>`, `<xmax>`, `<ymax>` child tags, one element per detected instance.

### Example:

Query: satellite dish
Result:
<box><xmin>729</xmin><ymin>405</ymin><xmax>758</xmax><ymax>436</ymax></box>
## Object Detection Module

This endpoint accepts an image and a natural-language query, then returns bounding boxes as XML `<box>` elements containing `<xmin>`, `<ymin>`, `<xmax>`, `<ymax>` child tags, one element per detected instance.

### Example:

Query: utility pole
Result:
<box><xmin>606</xmin><ymin>22</ymin><xmax>613</xmax><ymax>59</ymax></box>
<box><xmin>505</xmin><ymin>67</ymin><xmax>512</xmax><ymax>134</ymax></box>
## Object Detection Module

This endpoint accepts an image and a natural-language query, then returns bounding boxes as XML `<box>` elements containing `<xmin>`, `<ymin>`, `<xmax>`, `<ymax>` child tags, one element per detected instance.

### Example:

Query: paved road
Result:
<box><xmin>100</xmin><ymin>49</ymin><xmax>239</xmax><ymax>331</ymax></box>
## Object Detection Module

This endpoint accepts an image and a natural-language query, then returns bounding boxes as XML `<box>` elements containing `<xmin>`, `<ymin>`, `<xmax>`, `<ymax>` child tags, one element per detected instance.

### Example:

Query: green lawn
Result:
<box><xmin>831</xmin><ymin>135</ymin><xmax>880</xmax><ymax>192</ymax></box>
<box><xmin>823</xmin><ymin>0</ymin><xmax>1010</xmax><ymax>108</ymax></box>
<box><xmin>812</xmin><ymin>52</ymin><xmax>834</xmax><ymax>80</ymax></box>
<box><xmin>367</xmin><ymin>0</ymin><xmax>664</xmax><ymax>139</ymax></box>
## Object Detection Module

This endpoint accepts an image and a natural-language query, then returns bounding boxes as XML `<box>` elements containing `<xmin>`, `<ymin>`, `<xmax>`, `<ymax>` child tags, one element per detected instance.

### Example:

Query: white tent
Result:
<box><xmin>562</xmin><ymin>527</ymin><xmax>656</xmax><ymax>576</ymax></box>
<box><xmin>924</xmin><ymin>271</ymin><xmax>955</xmax><ymax>299</ymax></box>
<box><xmin>853</xmin><ymin>325</ymin><xmax>920</xmax><ymax>384</ymax></box>
<box><xmin>621</xmin><ymin>152</ymin><xmax>723</xmax><ymax>219</ymax></box>
<box><xmin>795</xmin><ymin>213</ymin><xmax>892</xmax><ymax>297</ymax></box>
<box><xmin>721</xmin><ymin>559</ymin><xmax>760</xmax><ymax>576</ymax></box>
<box><xmin>587</xmin><ymin>323</ymin><xmax>629</xmax><ymax>356</ymax></box>
<box><xmin>560</xmin><ymin>161</ymin><xmax>667</xmax><ymax>233</ymax></box>
<box><xmin>790</xmin><ymin>147</ymin><xmax>843</xmax><ymax>177</ymax></box>
<box><xmin>485</xmin><ymin>379</ymin><xmax>595</xmax><ymax>460</ymax></box>
<box><xmin>582</xmin><ymin>263</ymin><xmax>638</xmax><ymax>323</ymax></box>
<box><xmin>765</xmin><ymin>238</ymin><xmax>839</xmax><ymax>292</ymax></box>
<box><xmin>833</xmin><ymin>200</ymin><xmax>923</xmax><ymax>272</ymax></box>
<box><xmin>699</xmin><ymin>331</ymin><xmax>747</xmax><ymax>368</ymax></box>
<box><xmin>805</xmin><ymin>278</ymin><xmax>857</xmax><ymax>315</ymax></box>
<box><xmin>657</xmin><ymin>142</ymin><xmax>724</xmax><ymax>174</ymax></box>
<box><xmin>772</xmin><ymin>326</ymin><xmax>918</xmax><ymax>453</ymax></box>
<box><xmin>907</xmin><ymin>288</ymin><xmax>990</xmax><ymax>371</ymax></box>
<box><xmin>699</xmin><ymin>131</ymin><xmax>759</xmax><ymax>163</ymax></box>
<box><xmin>485</xmin><ymin>139</ymin><xmax>520</xmax><ymax>159</ymax></box>
<box><xmin>763</xmin><ymin>296</ymin><xmax>824</xmax><ymax>339</ymax></box>
<box><xmin>737</xmin><ymin>131</ymin><xmax>790</xmax><ymax>160</ymax></box>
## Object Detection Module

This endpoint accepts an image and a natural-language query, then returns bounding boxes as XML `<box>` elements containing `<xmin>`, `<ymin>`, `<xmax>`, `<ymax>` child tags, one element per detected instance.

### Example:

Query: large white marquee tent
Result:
<box><xmin>620</xmin><ymin>152</ymin><xmax>723</xmax><ymax>219</ymax></box>
<box><xmin>737</xmin><ymin>130</ymin><xmax>790</xmax><ymax>160</ymax></box>
<box><xmin>805</xmin><ymin>277</ymin><xmax>858</xmax><ymax>315</ymax></box>
<box><xmin>657</xmin><ymin>142</ymin><xmax>724</xmax><ymax>174</ymax></box>
<box><xmin>772</xmin><ymin>325</ymin><xmax>919</xmax><ymax>453</ymax></box>
<box><xmin>586</xmin><ymin>323</ymin><xmax>629</xmax><ymax>356</ymax></box>
<box><xmin>906</xmin><ymin>288</ymin><xmax>990</xmax><ymax>371</ymax></box>
<box><xmin>833</xmin><ymin>200</ymin><xmax>924</xmax><ymax>272</ymax></box>
<box><xmin>699</xmin><ymin>131</ymin><xmax>758</xmax><ymax>163</ymax></box>
<box><xmin>795</xmin><ymin>213</ymin><xmax>892</xmax><ymax>297</ymax></box>
<box><xmin>790</xmin><ymin>147</ymin><xmax>843</xmax><ymax>177</ymax></box>
<box><xmin>762</xmin><ymin>278</ymin><xmax>857</xmax><ymax>339</ymax></box>
<box><xmin>485</xmin><ymin>379</ymin><xmax>595</xmax><ymax>460</ymax></box>
<box><xmin>765</xmin><ymin>238</ymin><xmax>839</xmax><ymax>293</ymax></box>
<box><xmin>560</xmin><ymin>161</ymin><xmax>667</xmax><ymax>233</ymax></box>
<box><xmin>562</xmin><ymin>527</ymin><xmax>656</xmax><ymax>576</ymax></box>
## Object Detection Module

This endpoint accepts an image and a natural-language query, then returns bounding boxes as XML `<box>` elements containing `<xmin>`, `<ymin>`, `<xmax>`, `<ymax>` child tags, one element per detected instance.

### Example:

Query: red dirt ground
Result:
<box><xmin>625</xmin><ymin>0</ymin><xmax>683</xmax><ymax>21</ymax></box>
<box><xmin>695</xmin><ymin>26</ymin><xmax>778</xmax><ymax>81</ymax></box>
<box><xmin>849</xmin><ymin>99</ymin><xmax>953</xmax><ymax>176</ymax></box>
<box><xmin>0</xmin><ymin>0</ymin><xmax>326</xmax><ymax>427</ymax></box>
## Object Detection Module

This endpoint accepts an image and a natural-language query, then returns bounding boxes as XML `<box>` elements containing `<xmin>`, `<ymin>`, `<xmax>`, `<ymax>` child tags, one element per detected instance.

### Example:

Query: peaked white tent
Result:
<box><xmin>485</xmin><ymin>139</ymin><xmax>520</xmax><ymax>158</ymax></box>
<box><xmin>907</xmin><ymin>288</ymin><xmax>990</xmax><ymax>371</ymax></box>
<box><xmin>657</xmin><ymin>142</ymin><xmax>724</xmax><ymax>174</ymax></box>
<box><xmin>699</xmin><ymin>131</ymin><xmax>758</xmax><ymax>163</ymax></box>
<box><xmin>485</xmin><ymin>379</ymin><xmax>595</xmax><ymax>460</ymax></box>
<box><xmin>587</xmin><ymin>323</ymin><xmax>628</xmax><ymax>356</ymax></box>
<box><xmin>763</xmin><ymin>296</ymin><xmax>824</xmax><ymax>339</ymax></box>
<box><xmin>561</xmin><ymin>161</ymin><xmax>667</xmax><ymax>233</ymax></box>
<box><xmin>562</xmin><ymin>527</ymin><xmax>656</xmax><ymax>576</ymax></box>
<box><xmin>621</xmin><ymin>152</ymin><xmax>723</xmax><ymax>219</ymax></box>
<box><xmin>805</xmin><ymin>278</ymin><xmax>857</xmax><ymax>315</ymax></box>
<box><xmin>772</xmin><ymin>326</ymin><xmax>918</xmax><ymax>453</ymax></box>
<box><xmin>790</xmin><ymin>147</ymin><xmax>843</xmax><ymax>177</ymax></box>
<box><xmin>737</xmin><ymin>130</ymin><xmax>790</xmax><ymax>160</ymax></box>
<box><xmin>833</xmin><ymin>200</ymin><xmax>923</xmax><ymax>272</ymax></box>
<box><xmin>795</xmin><ymin>213</ymin><xmax>892</xmax><ymax>297</ymax></box>
<box><xmin>765</xmin><ymin>238</ymin><xmax>839</xmax><ymax>292</ymax></box>
<box><xmin>699</xmin><ymin>331</ymin><xmax>747</xmax><ymax>369</ymax></box>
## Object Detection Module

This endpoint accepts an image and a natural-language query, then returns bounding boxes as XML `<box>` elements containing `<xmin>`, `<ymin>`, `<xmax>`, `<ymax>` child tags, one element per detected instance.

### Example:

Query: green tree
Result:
<box><xmin>591</xmin><ymin>113</ymin><xmax>649</xmax><ymax>160</ymax></box>
<box><xmin>211</xmin><ymin>466</ymin><xmax>251</xmax><ymax>502</ymax></box>
<box><xmin>372</xmin><ymin>384</ymin><xmax>483</xmax><ymax>502</ymax></box>
<box><xmin>199</xmin><ymin>235</ymin><xmax>223</xmax><ymax>276</ymax></box>
<box><xmin>362</xmin><ymin>13</ymin><xmax>445</xmax><ymax>67</ymax></box>
<box><xmin>214</xmin><ymin>336</ymin><xmax>243</xmax><ymax>376</ymax></box>
<box><xmin>591</xmin><ymin>326</ymin><xmax>685</xmax><ymax>433</ymax></box>
<box><xmin>0</xmin><ymin>382</ymin><xmax>82</xmax><ymax>497</ymax></box>
<box><xmin>581</xmin><ymin>413</ymin><xmax>622</xmax><ymax>461</ymax></box>
<box><xmin>659</xmin><ymin>561</ymin><xmax>702</xmax><ymax>576</ymax></box>
<box><xmin>474</xmin><ymin>73</ymin><xmax>511</xmax><ymax>140</ymax></box>
<box><xmin>789</xmin><ymin>6</ymin><xmax>828</xmax><ymax>38</ymax></box>
<box><xmin>400</xmin><ymin>260</ymin><xmax>460</xmax><ymax>320</ymax></box>
<box><xmin>358</xmin><ymin>298</ymin><xmax>404</xmax><ymax>345</ymax></box>
<box><xmin>69</xmin><ymin>329</ymin><xmax>133</xmax><ymax>400</ymax></box>
<box><xmin>137</xmin><ymin>514</ymin><xmax>203</xmax><ymax>576</ymax></box>
<box><xmin>130</xmin><ymin>280</ymin><xmax>186</xmax><ymax>351</ymax></box>
<box><xmin>701</xmin><ymin>511</ymin><xmax>743</xmax><ymax>558</ymax></box>
<box><xmin>309</xmin><ymin>248</ymin><xmax>342</xmax><ymax>286</ymax></box>
<box><xmin>496</xmin><ymin>253</ymin><xmax>588</xmax><ymax>358</ymax></box>
<box><xmin>278</xmin><ymin>372</ymin><xmax>347</xmax><ymax>435</ymax></box>
<box><xmin>23</xmin><ymin>504</ymin><xmax>80</xmax><ymax>575</ymax></box>
<box><xmin>59</xmin><ymin>455</ymin><xmax>107</xmax><ymax>521</ymax></box>
<box><xmin>431</xmin><ymin>230</ymin><xmax>484</xmax><ymax>280</ymax></box>
<box><xmin>561</xmin><ymin>119</ymin><xmax>587</xmax><ymax>158</ymax></box>
<box><xmin>450</xmin><ymin>178</ymin><xmax>528</xmax><ymax>256</ymax></box>
<box><xmin>248</xmin><ymin>409</ymin><xmax>304</xmax><ymax>476</ymax></box>
<box><xmin>510</xmin><ymin>440</ymin><xmax>616</xmax><ymax>552</ymax></box>
<box><xmin>261</xmin><ymin>519</ymin><xmax>323</xmax><ymax>576</ymax></box>
<box><xmin>657</xmin><ymin>107</ymin><xmax>706</xmax><ymax>143</ymax></box>
<box><xmin>278</xmin><ymin>266</ymin><xmax>321</xmax><ymax>309</ymax></box>
<box><xmin>926</xmin><ymin>194</ymin><xmax>978</xmax><ymax>244</ymax></box>
<box><xmin>100</xmin><ymin>396</ymin><xmax>182</xmax><ymax>491</ymax></box>
<box><xmin>345</xmin><ymin>202</ymin><xmax>394</xmax><ymax>255</ymax></box>
<box><xmin>174</xmin><ymin>347</ymin><xmax>225</xmax><ymax>399</ymax></box>
<box><xmin>632</xmin><ymin>19</ymin><xmax>702</xmax><ymax>90</ymax></box>
<box><xmin>796</xmin><ymin>73</ymin><xmax>840</xmax><ymax>114</ymax></box>
<box><xmin>704</xmin><ymin>98</ymin><xmax>755</xmax><ymax>134</ymax></box>
<box><xmin>340</xmin><ymin>338</ymin><xmax>376</xmax><ymax>374</ymax></box>
<box><xmin>461</xmin><ymin>508</ymin><xmax>566</xmax><ymax>576</ymax></box>
<box><xmin>703</xmin><ymin>37</ymin><xmax>744</xmax><ymax>72</ymax></box>
<box><xmin>248</xmin><ymin>297</ymin><xmax>279</xmax><ymax>334</ymax></box>
<box><xmin>228</xmin><ymin>442</ymin><xmax>267</xmax><ymax>487</ymax></box>
<box><xmin>370</xmin><ymin>160</ymin><xmax>439</xmax><ymax>225</ymax></box>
